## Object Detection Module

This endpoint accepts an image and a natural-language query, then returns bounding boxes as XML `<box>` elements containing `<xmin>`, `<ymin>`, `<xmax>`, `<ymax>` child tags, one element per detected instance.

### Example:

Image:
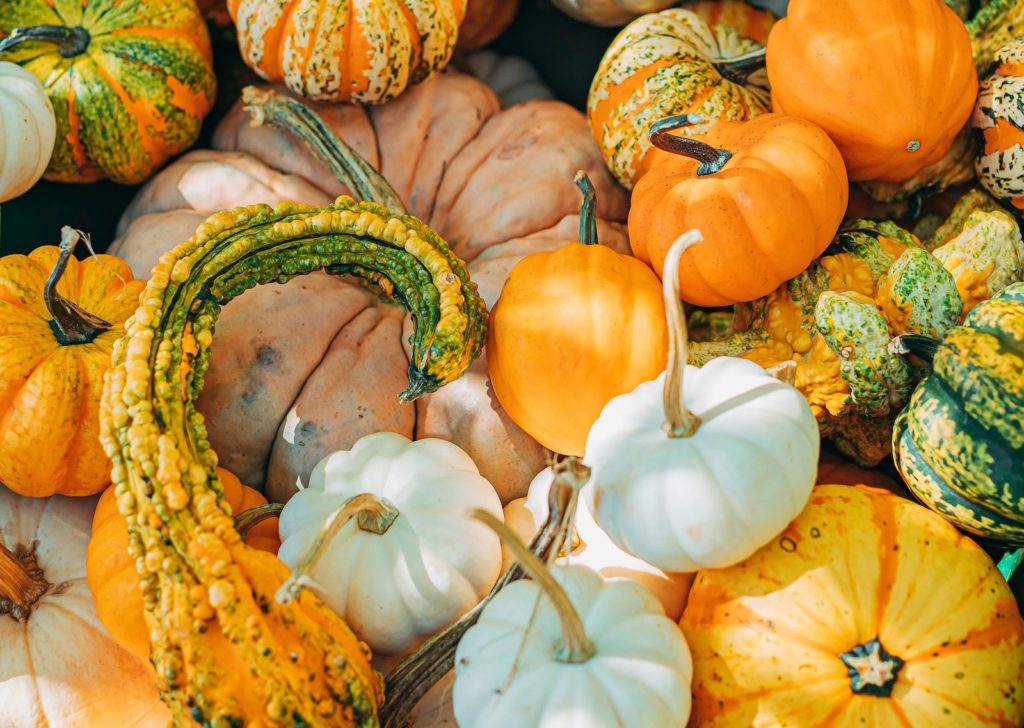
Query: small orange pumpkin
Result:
<box><xmin>766</xmin><ymin>0</ymin><xmax>977</xmax><ymax>182</ymax></box>
<box><xmin>629</xmin><ymin>113</ymin><xmax>848</xmax><ymax>307</ymax></box>
<box><xmin>487</xmin><ymin>173</ymin><xmax>668</xmax><ymax>457</ymax></box>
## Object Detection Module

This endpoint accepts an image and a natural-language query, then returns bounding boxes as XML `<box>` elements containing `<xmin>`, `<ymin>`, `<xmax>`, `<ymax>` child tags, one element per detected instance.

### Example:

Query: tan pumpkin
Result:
<box><xmin>111</xmin><ymin>71</ymin><xmax>629</xmax><ymax>504</ymax></box>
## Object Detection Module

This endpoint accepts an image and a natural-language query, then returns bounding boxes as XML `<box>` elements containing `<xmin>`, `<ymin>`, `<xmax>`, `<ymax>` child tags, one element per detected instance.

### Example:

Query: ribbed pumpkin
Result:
<box><xmin>683</xmin><ymin>485</ymin><xmax>1024</xmax><ymax>727</ymax></box>
<box><xmin>972</xmin><ymin>39</ymin><xmax>1024</xmax><ymax>212</ymax></box>
<box><xmin>892</xmin><ymin>282</ymin><xmax>1024</xmax><ymax>544</ymax></box>
<box><xmin>587</xmin><ymin>7</ymin><xmax>771</xmax><ymax>189</ymax></box>
<box><xmin>0</xmin><ymin>230</ymin><xmax>145</xmax><ymax>497</ymax></box>
<box><xmin>228</xmin><ymin>0</ymin><xmax>464</xmax><ymax>103</ymax></box>
<box><xmin>86</xmin><ymin>468</ymin><xmax>280</xmax><ymax>661</ymax></box>
<box><xmin>0</xmin><ymin>0</ymin><xmax>215</xmax><ymax>184</ymax></box>
<box><xmin>0</xmin><ymin>62</ymin><xmax>54</xmax><ymax>202</ymax></box>
<box><xmin>767</xmin><ymin>0</ymin><xmax>977</xmax><ymax>182</ymax></box>
<box><xmin>459</xmin><ymin>0</ymin><xmax>519</xmax><ymax>50</ymax></box>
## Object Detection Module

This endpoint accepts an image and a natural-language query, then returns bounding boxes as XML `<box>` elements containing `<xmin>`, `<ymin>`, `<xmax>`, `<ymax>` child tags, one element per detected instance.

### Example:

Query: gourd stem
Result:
<box><xmin>574</xmin><ymin>171</ymin><xmax>599</xmax><ymax>245</ymax></box>
<box><xmin>241</xmin><ymin>86</ymin><xmax>407</xmax><ymax>216</ymax></box>
<box><xmin>476</xmin><ymin>508</ymin><xmax>596</xmax><ymax>663</ymax></box>
<box><xmin>714</xmin><ymin>47</ymin><xmax>767</xmax><ymax>84</ymax></box>
<box><xmin>275</xmin><ymin>493</ymin><xmax>400</xmax><ymax>605</ymax></box>
<box><xmin>662</xmin><ymin>231</ymin><xmax>704</xmax><ymax>438</ymax></box>
<box><xmin>233</xmin><ymin>503</ymin><xmax>283</xmax><ymax>539</ymax></box>
<box><xmin>44</xmin><ymin>226</ymin><xmax>113</xmax><ymax>346</ymax></box>
<box><xmin>0</xmin><ymin>25</ymin><xmax>91</xmax><ymax>57</ymax></box>
<box><xmin>998</xmin><ymin>548</ymin><xmax>1022</xmax><ymax>582</ymax></box>
<box><xmin>0</xmin><ymin>542</ymin><xmax>49</xmax><ymax>622</ymax></box>
<box><xmin>650</xmin><ymin>115</ymin><xmax>733</xmax><ymax>176</ymax></box>
<box><xmin>887</xmin><ymin>334</ymin><xmax>939</xmax><ymax>362</ymax></box>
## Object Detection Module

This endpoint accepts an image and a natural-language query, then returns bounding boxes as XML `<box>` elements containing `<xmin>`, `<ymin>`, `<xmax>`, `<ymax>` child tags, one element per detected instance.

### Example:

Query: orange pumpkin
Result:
<box><xmin>816</xmin><ymin>449</ymin><xmax>906</xmax><ymax>496</ymax></box>
<box><xmin>487</xmin><ymin>173</ymin><xmax>668</xmax><ymax>457</ymax></box>
<box><xmin>86</xmin><ymin>468</ymin><xmax>280</xmax><ymax>661</ymax></box>
<box><xmin>629</xmin><ymin>113</ymin><xmax>848</xmax><ymax>307</ymax></box>
<box><xmin>767</xmin><ymin>0</ymin><xmax>977</xmax><ymax>182</ymax></box>
<box><xmin>459</xmin><ymin>0</ymin><xmax>519</xmax><ymax>50</ymax></box>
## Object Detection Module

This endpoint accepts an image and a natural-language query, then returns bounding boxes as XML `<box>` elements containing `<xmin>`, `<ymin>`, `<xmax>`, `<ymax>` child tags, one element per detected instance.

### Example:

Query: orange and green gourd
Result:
<box><xmin>0</xmin><ymin>0</ymin><xmax>215</xmax><ymax>184</ymax></box>
<box><xmin>98</xmin><ymin>193</ymin><xmax>486</xmax><ymax>724</ymax></box>
<box><xmin>972</xmin><ymin>39</ymin><xmax>1024</xmax><ymax>211</ymax></box>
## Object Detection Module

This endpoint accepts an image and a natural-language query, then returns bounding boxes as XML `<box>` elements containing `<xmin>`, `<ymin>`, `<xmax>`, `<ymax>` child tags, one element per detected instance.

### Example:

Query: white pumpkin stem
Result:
<box><xmin>662</xmin><ymin>230</ymin><xmax>704</xmax><ymax>438</ymax></box>
<box><xmin>275</xmin><ymin>493</ymin><xmax>400</xmax><ymax>605</ymax></box>
<box><xmin>0</xmin><ymin>541</ymin><xmax>49</xmax><ymax>622</ymax></box>
<box><xmin>474</xmin><ymin>509</ymin><xmax>596</xmax><ymax>664</ymax></box>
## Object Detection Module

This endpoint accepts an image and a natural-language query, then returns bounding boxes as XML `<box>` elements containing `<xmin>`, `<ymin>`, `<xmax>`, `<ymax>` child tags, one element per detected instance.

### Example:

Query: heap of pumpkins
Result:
<box><xmin>1</xmin><ymin>0</ymin><xmax>1023</xmax><ymax>726</ymax></box>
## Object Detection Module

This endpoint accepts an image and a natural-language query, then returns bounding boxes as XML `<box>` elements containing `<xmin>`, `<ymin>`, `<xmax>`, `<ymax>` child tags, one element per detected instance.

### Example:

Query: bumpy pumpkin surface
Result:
<box><xmin>967</xmin><ymin>0</ymin><xmax>1024</xmax><ymax>73</ymax></box>
<box><xmin>0</xmin><ymin>0</ymin><xmax>215</xmax><ymax>183</ymax></box>
<box><xmin>972</xmin><ymin>39</ymin><xmax>1024</xmax><ymax>211</ymax></box>
<box><xmin>683</xmin><ymin>485</ymin><xmax>1024</xmax><ymax>727</ymax></box>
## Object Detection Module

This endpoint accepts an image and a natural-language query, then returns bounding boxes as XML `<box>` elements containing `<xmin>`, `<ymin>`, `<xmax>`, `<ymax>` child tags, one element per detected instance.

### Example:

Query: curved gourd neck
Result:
<box><xmin>574</xmin><ymin>171</ymin><xmax>599</xmax><ymax>245</ymax></box>
<box><xmin>233</xmin><ymin>503</ymin><xmax>284</xmax><ymax>538</ymax></box>
<box><xmin>45</xmin><ymin>227</ymin><xmax>114</xmax><ymax>346</ymax></box>
<box><xmin>714</xmin><ymin>46</ymin><xmax>767</xmax><ymax>84</ymax></box>
<box><xmin>0</xmin><ymin>25</ymin><xmax>91</xmax><ymax>57</ymax></box>
<box><xmin>0</xmin><ymin>542</ymin><xmax>51</xmax><ymax>622</ymax></box>
<box><xmin>649</xmin><ymin>114</ymin><xmax>733</xmax><ymax>176</ymax></box>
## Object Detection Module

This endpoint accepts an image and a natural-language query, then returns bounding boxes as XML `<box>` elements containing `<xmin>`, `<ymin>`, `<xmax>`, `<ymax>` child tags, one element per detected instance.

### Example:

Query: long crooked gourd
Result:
<box><xmin>99</xmin><ymin>198</ymin><xmax>486</xmax><ymax>725</ymax></box>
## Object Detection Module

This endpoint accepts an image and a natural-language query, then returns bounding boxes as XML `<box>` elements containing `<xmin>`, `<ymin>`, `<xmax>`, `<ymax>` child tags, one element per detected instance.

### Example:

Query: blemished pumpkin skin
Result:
<box><xmin>0</xmin><ymin>235</ymin><xmax>145</xmax><ymax>497</ymax></box>
<box><xmin>228</xmin><ymin>0</ymin><xmax>464</xmax><ymax>103</ymax></box>
<box><xmin>458</xmin><ymin>0</ymin><xmax>519</xmax><ymax>50</ymax></box>
<box><xmin>682</xmin><ymin>485</ymin><xmax>1024</xmax><ymax>727</ymax></box>
<box><xmin>629</xmin><ymin>113</ymin><xmax>849</xmax><ymax>307</ymax></box>
<box><xmin>972</xmin><ymin>39</ymin><xmax>1024</xmax><ymax>212</ymax></box>
<box><xmin>892</xmin><ymin>282</ymin><xmax>1024</xmax><ymax>544</ymax></box>
<box><xmin>86</xmin><ymin>468</ymin><xmax>280</xmax><ymax>661</ymax></box>
<box><xmin>767</xmin><ymin>0</ymin><xmax>978</xmax><ymax>183</ymax></box>
<box><xmin>0</xmin><ymin>0</ymin><xmax>215</xmax><ymax>184</ymax></box>
<box><xmin>587</xmin><ymin>7</ymin><xmax>772</xmax><ymax>189</ymax></box>
<box><xmin>0</xmin><ymin>62</ymin><xmax>54</xmax><ymax>202</ymax></box>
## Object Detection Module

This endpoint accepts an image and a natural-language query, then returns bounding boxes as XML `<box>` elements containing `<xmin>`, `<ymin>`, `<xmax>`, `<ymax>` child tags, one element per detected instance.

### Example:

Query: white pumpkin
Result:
<box><xmin>585</xmin><ymin>232</ymin><xmax>819</xmax><ymax>572</ymax></box>
<box><xmin>0</xmin><ymin>486</ymin><xmax>169</xmax><ymax>727</ymax></box>
<box><xmin>465</xmin><ymin>50</ymin><xmax>555</xmax><ymax>107</ymax></box>
<box><xmin>0</xmin><ymin>62</ymin><xmax>55</xmax><ymax>202</ymax></box>
<box><xmin>503</xmin><ymin>467</ymin><xmax>693</xmax><ymax>619</ymax></box>
<box><xmin>277</xmin><ymin>431</ymin><xmax>504</xmax><ymax>656</ymax></box>
<box><xmin>453</xmin><ymin>513</ymin><xmax>693</xmax><ymax>727</ymax></box>
<box><xmin>550</xmin><ymin>0</ymin><xmax>676</xmax><ymax>27</ymax></box>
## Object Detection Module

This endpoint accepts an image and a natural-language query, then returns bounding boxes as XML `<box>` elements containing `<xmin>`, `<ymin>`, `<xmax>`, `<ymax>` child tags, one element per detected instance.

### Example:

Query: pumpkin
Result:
<box><xmin>277</xmin><ymin>432</ymin><xmax>503</xmax><ymax>656</ymax></box>
<box><xmin>766</xmin><ymin>0</ymin><xmax>977</xmax><ymax>182</ymax></box>
<box><xmin>0</xmin><ymin>486</ymin><xmax>170</xmax><ymax>727</ymax></box>
<box><xmin>967</xmin><ymin>0</ymin><xmax>1024</xmax><ymax>74</ymax></box>
<box><xmin>682</xmin><ymin>484</ymin><xmax>1024</xmax><ymax>727</ymax></box>
<box><xmin>465</xmin><ymin>51</ymin><xmax>554</xmax><ymax>107</ymax></box>
<box><xmin>549</xmin><ymin>0</ymin><xmax>675</xmax><ymax>29</ymax></box>
<box><xmin>228</xmin><ymin>0</ymin><xmax>463</xmax><ymax>103</ymax></box>
<box><xmin>86</xmin><ymin>467</ymin><xmax>280</xmax><ymax>661</ymax></box>
<box><xmin>584</xmin><ymin>232</ymin><xmax>819</xmax><ymax>572</ymax></box>
<box><xmin>111</xmin><ymin>72</ymin><xmax>628</xmax><ymax>504</ymax></box>
<box><xmin>0</xmin><ymin>62</ymin><xmax>54</xmax><ymax>202</ymax></box>
<box><xmin>487</xmin><ymin>173</ymin><xmax>668</xmax><ymax>457</ymax></box>
<box><xmin>452</xmin><ymin>511</ymin><xmax>694</xmax><ymax>727</ymax></box>
<box><xmin>686</xmin><ymin>0</ymin><xmax>776</xmax><ymax>43</ymax></box>
<box><xmin>816</xmin><ymin>449</ymin><xmax>905</xmax><ymax>495</ymax></box>
<box><xmin>459</xmin><ymin>0</ymin><xmax>519</xmax><ymax>50</ymax></box>
<box><xmin>587</xmin><ymin>7</ymin><xmax>772</xmax><ymax>189</ymax></box>
<box><xmin>891</xmin><ymin>282</ymin><xmax>1024</xmax><ymax>544</ymax></box>
<box><xmin>972</xmin><ymin>39</ymin><xmax>1024</xmax><ymax>212</ymax></box>
<box><xmin>503</xmin><ymin>466</ymin><xmax>694</xmax><ymax>619</ymax></box>
<box><xmin>629</xmin><ymin>112</ymin><xmax>849</xmax><ymax>306</ymax></box>
<box><xmin>98</xmin><ymin>184</ymin><xmax>492</xmax><ymax>721</ymax></box>
<box><xmin>859</xmin><ymin>126</ymin><xmax>975</xmax><ymax>204</ymax></box>
<box><xmin>0</xmin><ymin>229</ymin><xmax>145</xmax><ymax>497</ymax></box>
<box><xmin>0</xmin><ymin>0</ymin><xmax>215</xmax><ymax>184</ymax></box>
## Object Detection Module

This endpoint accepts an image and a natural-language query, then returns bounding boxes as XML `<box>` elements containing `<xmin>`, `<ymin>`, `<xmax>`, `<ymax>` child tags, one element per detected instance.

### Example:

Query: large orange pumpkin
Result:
<box><xmin>629</xmin><ymin>113</ymin><xmax>848</xmax><ymax>306</ymax></box>
<box><xmin>767</xmin><ymin>0</ymin><xmax>978</xmax><ymax>182</ymax></box>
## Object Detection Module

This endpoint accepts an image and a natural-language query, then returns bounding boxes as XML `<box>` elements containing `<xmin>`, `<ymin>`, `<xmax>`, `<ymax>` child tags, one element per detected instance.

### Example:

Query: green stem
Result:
<box><xmin>233</xmin><ymin>503</ymin><xmax>283</xmax><ymax>539</ymax></box>
<box><xmin>45</xmin><ymin>227</ymin><xmax>113</xmax><ymax>346</ymax></box>
<box><xmin>888</xmin><ymin>334</ymin><xmax>939</xmax><ymax>362</ymax></box>
<box><xmin>650</xmin><ymin>115</ymin><xmax>732</xmax><ymax>176</ymax></box>
<box><xmin>662</xmin><ymin>231</ymin><xmax>704</xmax><ymax>438</ymax></box>
<box><xmin>241</xmin><ymin>87</ymin><xmax>407</xmax><ymax>216</ymax></box>
<box><xmin>714</xmin><ymin>47</ymin><xmax>767</xmax><ymax>84</ymax></box>
<box><xmin>0</xmin><ymin>25</ymin><xmax>91</xmax><ymax>57</ymax></box>
<box><xmin>573</xmin><ymin>171</ymin><xmax>598</xmax><ymax>245</ymax></box>
<box><xmin>998</xmin><ymin>548</ymin><xmax>1022</xmax><ymax>582</ymax></box>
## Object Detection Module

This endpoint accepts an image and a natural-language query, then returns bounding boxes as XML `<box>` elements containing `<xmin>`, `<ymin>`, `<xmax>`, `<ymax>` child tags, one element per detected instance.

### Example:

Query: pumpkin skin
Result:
<box><xmin>459</xmin><ymin>0</ymin><xmax>519</xmax><ymax>50</ymax></box>
<box><xmin>549</xmin><ymin>0</ymin><xmax>675</xmax><ymax>29</ymax></box>
<box><xmin>228</xmin><ymin>0</ymin><xmax>464</xmax><ymax>103</ymax></box>
<box><xmin>0</xmin><ymin>62</ymin><xmax>54</xmax><ymax>202</ymax></box>
<box><xmin>465</xmin><ymin>51</ymin><xmax>554</xmax><ymax>107</ymax></box>
<box><xmin>86</xmin><ymin>467</ymin><xmax>280</xmax><ymax>661</ymax></box>
<box><xmin>972</xmin><ymin>39</ymin><xmax>1024</xmax><ymax>212</ymax></box>
<box><xmin>892</xmin><ymin>282</ymin><xmax>1024</xmax><ymax>543</ymax></box>
<box><xmin>587</xmin><ymin>8</ymin><xmax>771</xmax><ymax>189</ymax></box>
<box><xmin>0</xmin><ymin>242</ymin><xmax>145</xmax><ymax>497</ymax></box>
<box><xmin>0</xmin><ymin>487</ymin><xmax>169</xmax><ymax>728</ymax></box>
<box><xmin>686</xmin><ymin>0</ymin><xmax>776</xmax><ymax>44</ymax></box>
<box><xmin>629</xmin><ymin>113</ymin><xmax>849</xmax><ymax>306</ymax></box>
<box><xmin>0</xmin><ymin>0</ymin><xmax>215</xmax><ymax>184</ymax></box>
<box><xmin>767</xmin><ymin>0</ymin><xmax>978</xmax><ymax>182</ymax></box>
<box><xmin>682</xmin><ymin>485</ymin><xmax>1024</xmax><ymax>727</ymax></box>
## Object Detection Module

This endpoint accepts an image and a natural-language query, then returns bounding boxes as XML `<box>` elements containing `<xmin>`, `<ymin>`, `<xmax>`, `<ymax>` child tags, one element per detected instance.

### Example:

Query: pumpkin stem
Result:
<box><xmin>45</xmin><ymin>226</ymin><xmax>114</xmax><ymax>346</ymax></box>
<box><xmin>474</xmin><ymin>509</ymin><xmax>596</xmax><ymax>663</ymax></box>
<box><xmin>839</xmin><ymin>637</ymin><xmax>904</xmax><ymax>697</ymax></box>
<box><xmin>0</xmin><ymin>25</ymin><xmax>91</xmax><ymax>57</ymax></box>
<box><xmin>650</xmin><ymin>115</ymin><xmax>732</xmax><ymax>176</ymax></box>
<box><xmin>241</xmin><ymin>86</ymin><xmax>407</xmax><ymax>216</ymax></box>
<box><xmin>233</xmin><ymin>503</ymin><xmax>283</xmax><ymax>539</ymax></box>
<box><xmin>0</xmin><ymin>542</ymin><xmax>50</xmax><ymax>622</ymax></box>
<box><xmin>714</xmin><ymin>46</ymin><xmax>767</xmax><ymax>84</ymax></box>
<box><xmin>888</xmin><ymin>334</ymin><xmax>939</xmax><ymax>362</ymax></box>
<box><xmin>998</xmin><ymin>548</ymin><xmax>1022</xmax><ymax>582</ymax></box>
<box><xmin>275</xmin><ymin>493</ymin><xmax>400</xmax><ymax>605</ymax></box>
<box><xmin>574</xmin><ymin>171</ymin><xmax>599</xmax><ymax>245</ymax></box>
<box><xmin>662</xmin><ymin>231</ymin><xmax>704</xmax><ymax>438</ymax></box>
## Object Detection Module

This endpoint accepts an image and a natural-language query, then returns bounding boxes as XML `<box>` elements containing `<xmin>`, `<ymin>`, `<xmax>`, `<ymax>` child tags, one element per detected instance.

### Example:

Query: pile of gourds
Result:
<box><xmin>1</xmin><ymin>0</ymin><xmax>1024</xmax><ymax>726</ymax></box>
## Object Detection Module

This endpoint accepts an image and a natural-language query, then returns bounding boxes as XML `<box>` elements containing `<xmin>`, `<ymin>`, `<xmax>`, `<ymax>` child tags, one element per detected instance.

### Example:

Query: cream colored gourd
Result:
<box><xmin>503</xmin><ymin>467</ymin><xmax>693</xmax><ymax>619</ymax></box>
<box><xmin>551</xmin><ymin>0</ymin><xmax>676</xmax><ymax>27</ymax></box>
<box><xmin>0</xmin><ymin>62</ymin><xmax>55</xmax><ymax>202</ymax></box>
<box><xmin>0</xmin><ymin>487</ymin><xmax>169</xmax><ymax>727</ymax></box>
<box><xmin>277</xmin><ymin>432</ymin><xmax>504</xmax><ymax>656</ymax></box>
<box><xmin>585</xmin><ymin>232</ymin><xmax>819</xmax><ymax>572</ymax></box>
<box><xmin>453</xmin><ymin>512</ymin><xmax>693</xmax><ymax>727</ymax></box>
